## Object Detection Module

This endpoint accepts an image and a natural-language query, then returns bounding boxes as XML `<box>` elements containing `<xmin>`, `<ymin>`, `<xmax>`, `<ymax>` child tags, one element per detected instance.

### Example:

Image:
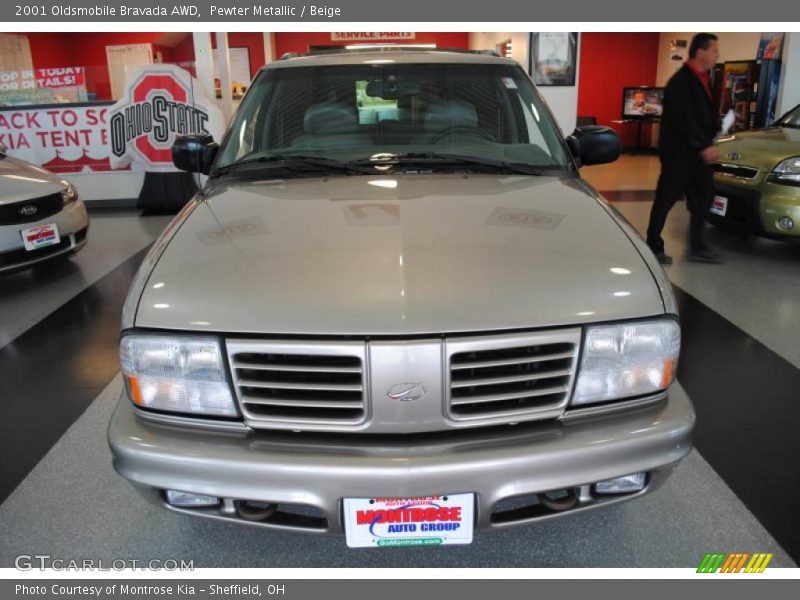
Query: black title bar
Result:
<box><xmin>4</xmin><ymin>0</ymin><xmax>800</xmax><ymax>22</ymax></box>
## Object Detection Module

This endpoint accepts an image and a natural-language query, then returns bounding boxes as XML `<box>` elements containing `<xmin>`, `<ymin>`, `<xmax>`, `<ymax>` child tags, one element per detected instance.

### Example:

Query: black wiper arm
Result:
<box><xmin>348</xmin><ymin>153</ymin><xmax>554</xmax><ymax>176</ymax></box>
<box><xmin>212</xmin><ymin>154</ymin><xmax>374</xmax><ymax>177</ymax></box>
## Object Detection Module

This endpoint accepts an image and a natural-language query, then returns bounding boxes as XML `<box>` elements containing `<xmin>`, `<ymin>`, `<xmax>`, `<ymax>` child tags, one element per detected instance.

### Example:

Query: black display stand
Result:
<box><xmin>612</xmin><ymin>119</ymin><xmax>659</xmax><ymax>154</ymax></box>
<box><xmin>137</xmin><ymin>171</ymin><xmax>199</xmax><ymax>214</ymax></box>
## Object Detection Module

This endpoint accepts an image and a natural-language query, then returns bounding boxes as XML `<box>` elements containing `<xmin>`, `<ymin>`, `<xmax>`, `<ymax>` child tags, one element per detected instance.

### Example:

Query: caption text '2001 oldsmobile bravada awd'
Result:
<box><xmin>108</xmin><ymin>48</ymin><xmax>694</xmax><ymax>548</ymax></box>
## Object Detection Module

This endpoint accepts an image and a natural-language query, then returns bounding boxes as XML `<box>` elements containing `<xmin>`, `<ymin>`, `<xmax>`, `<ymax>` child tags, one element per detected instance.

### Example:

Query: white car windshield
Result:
<box><xmin>215</xmin><ymin>61</ymin><xmax>572</xmax><ymax>175</ymax></box>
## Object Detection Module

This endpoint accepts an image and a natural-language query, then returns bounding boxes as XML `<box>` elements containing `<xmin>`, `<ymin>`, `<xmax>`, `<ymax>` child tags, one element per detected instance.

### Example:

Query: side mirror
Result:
<box><xmin>0</xmin><ymin>142</ymin><xmax>7</xmax><ymax>157</ymax></box>
<box><xmin>567</xmin><ymin>125</ymin><xmax>621</xmax><ymax>167</ymax></box>
<box><xmin>172</xmin><ymin>134</ymin><xmax>219</xmax><ymax>175</ymax></box>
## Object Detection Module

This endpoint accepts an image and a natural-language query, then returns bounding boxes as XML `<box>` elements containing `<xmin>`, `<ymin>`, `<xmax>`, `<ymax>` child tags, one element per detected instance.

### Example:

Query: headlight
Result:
<box><xmin>571</xmin><ymin>319</ymin><xmax>680</xmax><ymax>406</ymax></box>
<box><xmin>120</xmin><ymin>334</ymin><xmax>239</xmax><ymax>418</ymax></box>
<box><xmin>769</xmin><ymin>156</ymin><xmax>800</xmax><ymax>186</ymax></box>
<box><xmin>61</xmin><ymin>181</ymin><xmax>78</xmax><ymax>204</ymax></box>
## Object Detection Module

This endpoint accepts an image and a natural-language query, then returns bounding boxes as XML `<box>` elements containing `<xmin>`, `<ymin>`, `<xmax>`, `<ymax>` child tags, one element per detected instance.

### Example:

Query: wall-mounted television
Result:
<box><xmin>622</xmin><ymin>87</ymin><xmax>665</xmax><ymax>120</ymax></box>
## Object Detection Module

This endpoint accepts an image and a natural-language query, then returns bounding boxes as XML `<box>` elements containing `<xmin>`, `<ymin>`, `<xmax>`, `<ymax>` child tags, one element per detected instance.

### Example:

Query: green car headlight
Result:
<box><xmin>769</xmin><ymin>156</ymin><xmax>800</xmax><ymax>186</ymax></box>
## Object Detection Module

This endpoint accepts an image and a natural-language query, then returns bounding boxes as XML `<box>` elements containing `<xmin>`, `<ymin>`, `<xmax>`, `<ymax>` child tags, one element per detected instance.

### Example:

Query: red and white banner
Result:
<box><xmin>36</xmin><ymin>67</ymin><xmax>86</xmax><ymax>89</ymax></box>
<box><xmin>107</xmin><ymin>64</ymin><xmax>224</xmax><ymax>172</ymax></box>
<box><xmin>0</xmin><ymin>67</ymin><xmax>85</xmax><ymax>90</ymax></box>
<box><xmin>0</xmin><ymin>103</ymin><xmax>123</xmax><ymax>174</ymax></box>
<box><xmin>331</xmin><ymin>32</ymin><xmax>416</xmax><ymax>42</ymax></box>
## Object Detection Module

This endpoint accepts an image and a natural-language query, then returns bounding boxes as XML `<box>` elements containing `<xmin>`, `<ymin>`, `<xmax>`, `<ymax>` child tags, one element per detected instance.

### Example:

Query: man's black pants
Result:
<box><xmin>646</xmin><ymin>152</ymin><xmax>715</xmax><ymax>255</ymax></box>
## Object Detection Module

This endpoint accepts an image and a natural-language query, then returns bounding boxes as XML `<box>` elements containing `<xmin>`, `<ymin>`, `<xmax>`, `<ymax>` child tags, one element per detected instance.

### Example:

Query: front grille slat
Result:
<box><xmin>232</xmin><ymin>361</ymin><xmax>361</xmax><ymax>374</ymax></box>
<box><xmin>241</xmin><ymin>395</ymin><xmax>363</xmax><ymax>409</ymax></box>
<box><xmin>714</xmin><ymin>163</ymin><xmax>759</xmax><ymax>180</ymax></box>
<box><xmin>451</xmin><ymin>369</ymin><xmax>572</xmax><ymax>388</ymax></box>
<box><xmin>238</xmin><ymin>378</ymin><xmax>362</xmax><ymax>392</ymax></box>
<box><xmin>447</xmin><ymin>334</ymin><xmax>579</xmax><ymax>421</ymax></box>
<box><xmin>228</xmin><ymin>342</ymin><xmax>366</xmax><ymax>428</ymax></box>
<box><xmin>451</xmin><ymin>350</ymin><xmax>575</xmax><ymax>370</ymax></box>
<box><xmin>450</xmin><ymin>385</ymin><xmax>570</xmax><ymax>405</ymax></box>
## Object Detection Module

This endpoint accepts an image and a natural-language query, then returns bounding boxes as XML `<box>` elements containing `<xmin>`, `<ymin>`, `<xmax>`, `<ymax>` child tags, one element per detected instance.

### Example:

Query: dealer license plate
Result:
<box><xmin>710</xmin><ymin>195</ymin><xmax>728</xmax><ymax>217</ymax></box>
<box><xmin>21</xmin><ymin>223</ymin><xmax>60</xmax><ymax>251</ymax></box>
<box><xmin>343</xmin><ymin>494</ymin><xmax>474</xmax><ymax>548</ymax></box>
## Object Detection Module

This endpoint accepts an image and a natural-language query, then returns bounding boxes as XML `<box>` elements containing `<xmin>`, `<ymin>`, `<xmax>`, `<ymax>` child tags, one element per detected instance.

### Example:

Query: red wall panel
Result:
<box><xmin>227</xmin><ymin>33</ymin><xmax>266</xmax><ymax>78</ymax></box>
<box><xmin>273</xmin><ymin>32</ymin><xmax>470</xmax><ymax>59</ymax></box>
<box><xmin>23</xmin><ymin>32</ymin><xmax>172</xmax><ymax>100</ymax></box>
<box><xmin>577</xmin><ymin>33</ymin><xmax>660</xmax><ymax>148</ymax></box>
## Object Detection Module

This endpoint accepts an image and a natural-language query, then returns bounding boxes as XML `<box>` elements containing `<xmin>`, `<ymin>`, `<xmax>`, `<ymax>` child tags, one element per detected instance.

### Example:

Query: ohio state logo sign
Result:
<box><xmin>108</xmin><ymin>64</ymin><xmax>224</xmax><ymax>172</ymax></box>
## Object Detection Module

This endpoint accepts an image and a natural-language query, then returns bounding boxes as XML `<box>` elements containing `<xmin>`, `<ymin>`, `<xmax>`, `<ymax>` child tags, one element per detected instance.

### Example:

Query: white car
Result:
<box><xmin>0</xmin><ymin>146</ymin><xmax>89</xmax><ymax>273</ymax></box>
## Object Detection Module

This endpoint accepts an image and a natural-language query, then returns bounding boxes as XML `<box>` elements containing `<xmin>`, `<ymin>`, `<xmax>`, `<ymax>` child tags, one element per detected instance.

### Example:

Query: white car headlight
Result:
<box><xmin>770</xmin><ymin>156</ymin><xmax>800</xmax><ymax>185</ymax></box>
<box><xmin>571</xmin><ymin>319</ymin><xmax>680</xmax><ymax>406</ymax></box>
<box><xmin>61</xmin><ymin>181</ymin><xmax>78</xmax><ymax>204</ymax></box>
<box><xmin>120</xmin><ymin>334</ymin><xmax>239</xmax><ymax>418</ymax></box>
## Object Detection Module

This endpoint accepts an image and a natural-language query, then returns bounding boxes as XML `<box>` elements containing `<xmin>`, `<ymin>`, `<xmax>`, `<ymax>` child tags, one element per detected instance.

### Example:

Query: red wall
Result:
<box><xmin>226</xmin><ymin>33</ymin><xmax>266</xmax><ymax>78</ymax></box>
<box><xmin>23</xmin><ymin>32</ymin><xmax>469</xmax><ymax>100</ymax></box>
<box><xmin>577</xmin><ymin>33</ymin><xmax>660</xmax><ymax>148</ymax></box>
<box><xmin>273</xmin><ymin>33</ymin><xmax>470</xmax><ymax>59</ymax></box>
<box><xmin>24</xmin><ymin>32</ymin><xmax>177</xmax><ymax>100</ymax></box>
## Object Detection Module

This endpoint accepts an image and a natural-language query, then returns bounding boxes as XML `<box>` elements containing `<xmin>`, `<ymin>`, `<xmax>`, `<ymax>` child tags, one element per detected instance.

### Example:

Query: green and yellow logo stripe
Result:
<box><xmin>697</xmin><ymin>552</ymin><xmax>773</xmax><ymax>573</ymax></box>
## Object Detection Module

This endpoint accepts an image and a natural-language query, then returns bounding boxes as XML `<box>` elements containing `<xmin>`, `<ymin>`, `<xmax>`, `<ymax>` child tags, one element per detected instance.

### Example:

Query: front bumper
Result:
<box><xmin>712</xmin><ymin>179</ymin><xmax>800</xmax><ymax>238</ymax></box>
<box><xmin>108</xmin><ymin>383</ymin><xmax>695</xmax><ymax>534</ymax></box>
<box><xmin>0</xmin><ymin>200</ymin><xmax>90</xmax><ymax>272</ymax></box>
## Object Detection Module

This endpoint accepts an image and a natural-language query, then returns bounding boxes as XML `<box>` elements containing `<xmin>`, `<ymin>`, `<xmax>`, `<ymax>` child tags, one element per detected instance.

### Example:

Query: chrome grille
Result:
<box><xmin>446</xmin><ymin>330</ymin><xmax>580</xmax><ymax>422</ymax></box>
<box><xmin>226</xmin><ymin>340</ymin><xmax>367</xmax><ymax>429</ymax></box>
<box><xmin>714</xmin><ymin>163</ymin><xmax>759</xmax><ymax>180</ymax></box>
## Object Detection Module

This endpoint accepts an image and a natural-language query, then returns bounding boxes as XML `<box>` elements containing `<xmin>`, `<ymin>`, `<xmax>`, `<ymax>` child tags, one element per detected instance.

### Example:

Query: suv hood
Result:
<box><xmin>135</xmin><ymin>174</ymin><xmax>663</xmax><ymax>335</ymax></box>
<box><xmin>0</xmin><ymin>155</ymin><xmax>65</xmax><ymax>205</ymax></box>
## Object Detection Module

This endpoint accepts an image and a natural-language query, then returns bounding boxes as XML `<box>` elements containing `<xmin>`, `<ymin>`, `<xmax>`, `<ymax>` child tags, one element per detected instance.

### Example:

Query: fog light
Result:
<box><xmin>165</xmin><ymin>490</ymin><xmax>220</xmax><ymax>507</ymax></box>
<box><xmin>777</xmin><ymin>216</ymin><xmax>794</xmax><ymax>231</ymax></box>
<box><xmin>595</xmin><ymin>472</ymin><xmax>646</xmax><ymax>494</ymax></box>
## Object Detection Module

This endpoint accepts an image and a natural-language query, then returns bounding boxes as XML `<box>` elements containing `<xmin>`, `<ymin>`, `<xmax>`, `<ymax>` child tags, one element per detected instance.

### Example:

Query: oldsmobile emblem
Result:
<box><xmin>386</xmin><ymin>382</ymin><xmax>428</xmax><ymax>402</ymax></box>
<box><xmin>728</xmin><ymin>151</ymin><xmax>742</xmax><ymax>161</ymax></box>
<box><xmin>19</xmin><ymin>205</ymin><xmax>38</xmax><ymax>216</ymax></box>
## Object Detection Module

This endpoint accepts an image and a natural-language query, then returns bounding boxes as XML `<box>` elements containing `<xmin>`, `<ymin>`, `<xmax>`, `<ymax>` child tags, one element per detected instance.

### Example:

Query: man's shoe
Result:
<box><xmin>654</xmin><ymin>252</ymin><xmax>673</xmax><ymax>265</ymax></box>
<box><xmin>690</xmin><ymin>249</ymin><xmax>723</xmax><ymax>264</ymax></box>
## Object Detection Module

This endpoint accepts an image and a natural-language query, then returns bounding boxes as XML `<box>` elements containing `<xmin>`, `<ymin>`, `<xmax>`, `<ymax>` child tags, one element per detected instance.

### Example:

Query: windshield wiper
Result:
<box><xmin>212</xmin><ymin>154</ymin><xmax>375</xmax><ymax>178</ymax></box>
<box><xmin>348</xmin><ymin>153</ymin><xmax>560</xmax><ymax>176</ymax></box>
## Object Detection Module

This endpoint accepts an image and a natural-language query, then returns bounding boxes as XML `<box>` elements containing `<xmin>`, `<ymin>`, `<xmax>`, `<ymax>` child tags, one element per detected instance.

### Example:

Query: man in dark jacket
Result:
<box><xmin>646</xmin><ymin>33</ymin><xmax>722</xmax><ymax>264</ymax></box>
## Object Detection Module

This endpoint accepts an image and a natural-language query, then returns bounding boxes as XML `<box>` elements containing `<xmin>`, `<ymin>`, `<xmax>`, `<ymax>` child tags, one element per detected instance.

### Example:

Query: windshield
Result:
<box><xmin>775</xmin><ymin>105</ymin><xmax>800</xmax><ymax>128</ymax></box>
<box><xmin>215</xmin><ymin>62</ymin><xmax>572</xmax><ymax>176</ymax></box>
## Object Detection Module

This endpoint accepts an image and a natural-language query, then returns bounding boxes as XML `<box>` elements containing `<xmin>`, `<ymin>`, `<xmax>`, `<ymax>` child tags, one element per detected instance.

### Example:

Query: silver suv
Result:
<box><xmin>109</xmin><ymin>49</ymin><xmax>694</xmax><ymax>548</ymax></box>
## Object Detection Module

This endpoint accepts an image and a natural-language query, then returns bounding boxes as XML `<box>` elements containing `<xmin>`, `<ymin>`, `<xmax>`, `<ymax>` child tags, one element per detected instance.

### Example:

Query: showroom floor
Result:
<box><xmin>1</xmin><ymin>158</ymin><xmax>799</xmax><ymax>567</ymax></box>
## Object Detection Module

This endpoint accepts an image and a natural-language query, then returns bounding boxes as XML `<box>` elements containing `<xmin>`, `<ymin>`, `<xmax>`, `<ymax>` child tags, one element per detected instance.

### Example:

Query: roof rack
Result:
<box><xmin>278</xmin><ymin>46</ymin><xmax>500</xmax><ymax>60</ymax></box>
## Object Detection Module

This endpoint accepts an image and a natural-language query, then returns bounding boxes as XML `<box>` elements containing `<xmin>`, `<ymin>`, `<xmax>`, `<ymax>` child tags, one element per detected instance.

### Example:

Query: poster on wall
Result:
<box><xmin>0</xmin><ymin>67</ymin><xmax>88</xmax><ymax>104</ymax></box>
<box><xmin>529</xmin><ymin>32</ymin><xmax>578</xmax><ymax>86</ymax></box>
<box><xmin>0</xmin><ymin>101</ymin><xmax>124</xmax><ymax>174</ymax></box>
<box><xmin>757</xmin><ymin>33</ymin><xmax>785</xmax><ymax>60</ymax></box>
<box><xmin>107</xmin><ymin>63</ymin><xmax>224</xmax><ymax>172</ymax></box>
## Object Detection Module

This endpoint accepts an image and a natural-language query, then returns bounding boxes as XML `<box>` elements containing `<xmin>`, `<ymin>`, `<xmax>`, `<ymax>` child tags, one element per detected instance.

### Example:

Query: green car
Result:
<box><xmin>710</xmin><ymin>104</ymin><xmax>800</xmax><ymax>239</ymax></box>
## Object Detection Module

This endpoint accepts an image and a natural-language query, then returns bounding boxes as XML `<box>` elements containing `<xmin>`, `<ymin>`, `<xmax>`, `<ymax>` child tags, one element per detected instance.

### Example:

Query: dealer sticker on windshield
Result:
<box><xmin>343</xmin><ymin>494</ymin><xmax>474</xmax><ymax>548</ymax></box>
<box><xmin>710</xmin><ymin>195</ymin><xmax>729</xmax><ymax>217</ymax></box>
<box><xmin>21</xmin><ymin>223</ymin><xmax>60</xmax><ymax>251</ymax></box>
